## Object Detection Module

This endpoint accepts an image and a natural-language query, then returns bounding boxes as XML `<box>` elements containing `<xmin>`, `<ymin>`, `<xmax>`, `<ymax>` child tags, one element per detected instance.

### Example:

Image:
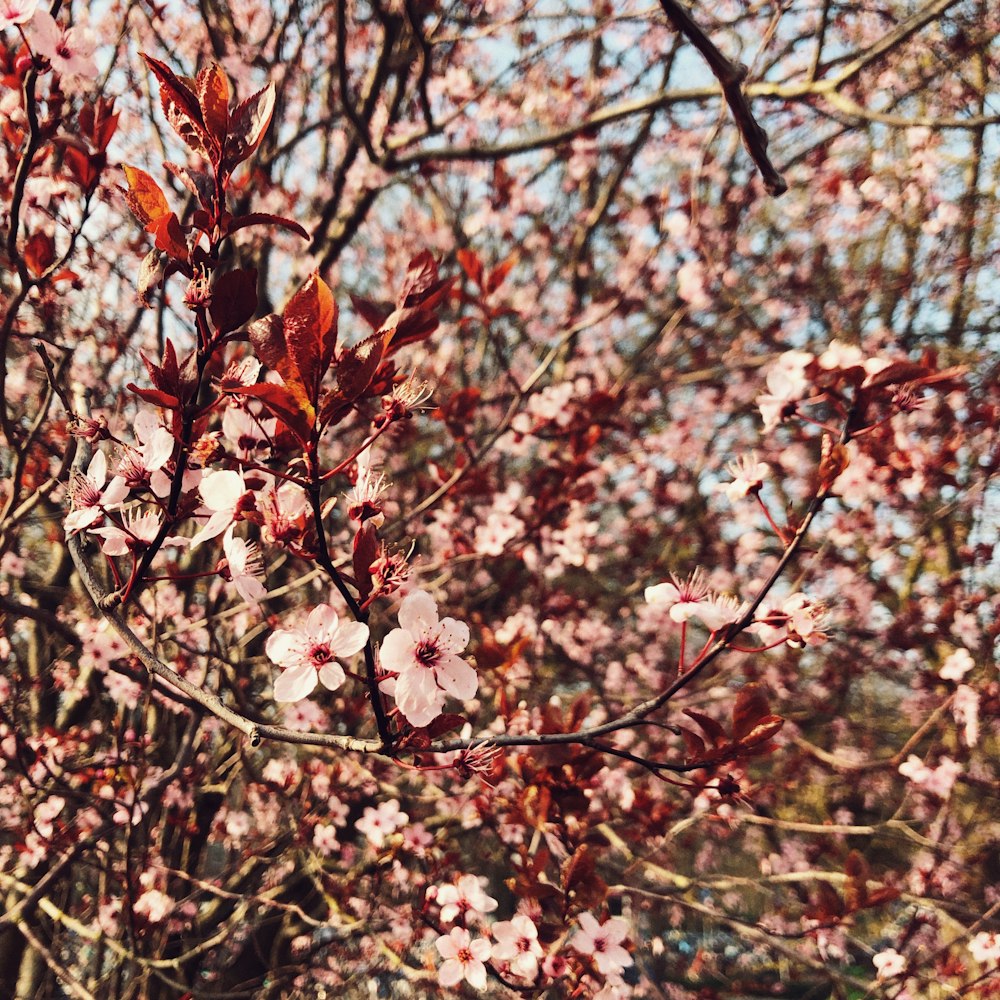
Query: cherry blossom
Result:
<box><xmin>355</xmin><ymin>799</ymin><xmax>408</xmax><ymax>849</ymax></box>
<box><xmin>751</xmin><ymin>593</ymin><xmax>828</xmax><ymax>648</ymax></box>
<box><xmin>968</xmin><ymin>932</ymin><xmax>1000</xmax><ymax>966</ymax></box>
<box><xmin>571</xmin><ymin>912</ymin><xmax>633</xmax><ymax>975</ymax></box>
<box><xmin>939</xmin><ymin>647</ymin><xmax>974</xmax><ymax>681</ymax></box>
<box><xmin>435</xmin><ymin>926</ymin><xmax>492</xmax><ymax>991</ymax></box>
<box><xmin>491</xmin><ymin>914</ymin><xmax>544</xmax><ymax>979</ymax></box>
<box><xmin>435</xmin><ymin>874</ymin><xmax>499</xmax><ymax>924</ymax></box>
<box><xmin>266</xmin><ymin>605</ymin><xmax>369</xmax><ymax>702</ymax></box>
<box><xmin>90</xmin><ymin>509</ymin><xmax>163</xmax><ymax>556</ymax></box>
<box><xmin>0</xmin><ymin>0</ymin><xmax>36</xmax><ymax>31</ymax></box>
<box><xmin>723</xmin><ymin>452</ymin><xmax>769</xmax><ymax>503</ymax></box>
<box><xmin>898</xmin><ymin>755</ymin><xmax>963</xmax><ymax>799</ymax></box>
<box><xmin>26</xmin><ymin>10</ymin><xmax>97</xmax><ymax>78</ymax></box>
<box><xmin>873</xmin><ymin>948</ymin><xmax>906</xmax><ymax>979</ymax></box>
<box><xmin>378</xmin><ymin>590</ymin><xmax>477</xmax><ymax>728</ymax></box>
<box><xmin>221</xmin><ymin>526</ymin><xmax>267</xmax><ymax>604</ymax></box>
<box><xmin>190</xmin><ymin>468</ymin><xmax>251</xmax><ymax>549</ymax></box>
<box><xmin>644</xmin><ymin>568</ymin><xmax>740</xmax><ymax>630</ymax></box>
<box><xmin>134</xmin><ymin>887</ymin><xmax>173</xmax><ymax>924</ymax></box>
<box><xmin>64</xmin><ymin>451</ymin><xmax>129</xmax><ymax>535</ymax></box>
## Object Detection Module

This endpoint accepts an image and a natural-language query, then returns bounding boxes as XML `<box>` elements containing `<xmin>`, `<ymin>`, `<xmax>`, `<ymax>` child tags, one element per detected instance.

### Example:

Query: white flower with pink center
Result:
<box><xmin>873</xmin><ymin>948</ymin><xmax>906</xmax><ymax>979</ymax></box>
<box><xmin>645</xmin><ymin>568</ymin><xmax>740</xmax><ymax>630</ymax></box>
<box><xmin>190</xmin><ymin>468</ymin><xmax>250</xmax><ymax>549</ymax></box>
<box><xmin>969</xmin><ymin>931</ymin><xmax>1000</xmax><ymax>965</ymax></box>
<box><xmin>491</xmin><ymin>914</ymin><xmax>543</xmax><ymax>979</ymax></box>
<box><xmin>723</xmin><ymin>452</ymin><xmax>769</xmax><ymax>503</ymax></box>
<box><xmin>64</xmin><ymin>451</ymin><xmax>129</xmax><ymax>535</ymax></box>
<box><xmin>222</xmin><ymin>526</ymin><xmax>266</xmax><ymax>605</ymax></box>
<box><xmin>571</xmin><ymin>913</ymin><xmax>632</xmax><ymax>976</ymax></box>
<box><xmin>355</xmin><ymin>799</ymin><xmax>407</xmax><ymax>849</ymax></box>
<box><xmin>266</xmin><ymin>605</ymin><xmax>369</xmax><ymax>702</ymax></box>
<box><xmin>436</xmin><ymin>874</ymin><xmax>498</xmax><ymax>924</ymax></box>
<box><xmin>26</xmin><ymin>9</ymin><xmax>97</xmax><ymax>78</ymax></box>
<box><xmin>0</xmin><ymin>0</ymin><xmax>36</xmax><ymax>31</ymax></box>
<box><xmin>435</xmin><ymin>926</ymin><xmax>492</xmax><ymax>991</ymax></box>
<box><xmin>378</xmin><ymin>590</ymin><xmax>477</xmax><ymax>728</ymax></box>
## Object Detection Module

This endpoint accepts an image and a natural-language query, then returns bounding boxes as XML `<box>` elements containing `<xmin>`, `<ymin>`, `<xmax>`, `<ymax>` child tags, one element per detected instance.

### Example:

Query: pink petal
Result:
<box><xmin>317</xmin><ymin>662</ymin><xmax>346</xmax><ymax>691</ymax></box>
<box><xmin>273</xmin><ymin>663</ymin><xmax>316</xmax><ymax>702</ymax></box>
<box><xmin>434</xmin><ymin>655</ymin><xmax>478</xmax><ymax>701</ymax></box>
<box><xmin>437</xmin><ymin>960</ymin><xmax>464</xmax><ymax>988</ymax></box>
<box><xmin>265</xmin><ymin>630</ymin><xmax>303</xmax><ymax>667</ymax></box>
<box><xmin>379</xmin><ymin>628</ymin><xmax>415</xmax><ymax>672</ymax></box>
<box><xmin>331</xmin><ymin>620</ymin><xmax>369</xmax><ymax>656</ymax></box>
<box><xmin>395</xmin><ymin>667</ymin><xmax>444</xmax><ymax>727</ymax></box>
<box><xmin>397</xmin><ymin>590</ymin><xmax>438</xmax><ymax>632</ymax></box>
<box><xmin>436</xmin><ymin>617</ymin><xmax>470</xmax><ymax>653</ymax></box>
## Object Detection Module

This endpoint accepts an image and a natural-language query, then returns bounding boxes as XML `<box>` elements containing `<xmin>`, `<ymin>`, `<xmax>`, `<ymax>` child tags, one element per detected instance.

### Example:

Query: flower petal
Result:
<box><xmin>397</xmin><ymin>590</ymin><xmax>439</xmax><ymax>632</ymax></box>
<box><xmin>435</xmin><ymin>655</ymin><xmax>478</xmax><ymax>700</ymax></box>
<box><xmin>331</xmin><ymin>620</ymin><xmax>369</xmax><ymax>656</ymax></box>
<box><xmin>317</xmin><ymin>661</ymin><xmax>346</xmax><ymax>692</ymax></box>
<box><xmin>273</xmin><ymin>663</ymin><xmax>316</xmax><ymax>702</ymax></box>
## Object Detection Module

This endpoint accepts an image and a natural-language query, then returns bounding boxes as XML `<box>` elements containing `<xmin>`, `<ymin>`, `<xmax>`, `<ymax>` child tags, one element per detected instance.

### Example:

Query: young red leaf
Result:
<box><xmin>164</xmin><ymin>162</ymin><xmax>216</xmax><ymax>209</ymax></box>
<box><xmin>284</xmin><ymin>273</ymin><xmax>338</xmax><ymax>407</ymax></box>
<box><xmin>197</xmin><ymin>64</ymin><xmax>230</xmax><ymax>148</ymax></box>
<box><xmin>248</xmin><ymin>314</ymin><xmax>288</xmax><ymax>376</ymax></box>
<box><xmin>235</xmin><ymin>381</ymin><xmax>314</xmax><ymax>445</ymax></box>
<box><xmin>486</xmin><ymin>254</ymin><xmax>517</xmax><ymax>294</ymax></box>
<box><xmin>732</xmin><ymin>684</ymin><xmax>771</xmax><ymax>742</ymax></box>
<box><xmin>678</xmin><ymin>726</ymin><xmax>707</xmax><ymax>761</ymax></box>
<box><xmin>126</xmin><ymin>384</ymin><xmax>180</xmax><ymax>409</ymax></box>
<box><xmin>334</xmin><ymin>331</ymin><xmax>388</xmax><ymax>405</ymax></box>
<box><xmin>349</xmin><ymin>294</ymin><xmax>389</xmax><ymax>331</ymax></box>
<box><xmin>142</xmin><ymin>54</ymin><xmax>209</xmax><ymax>155</ymax></box>
<box><xmin>226</xmin><ymin>213</ymin><xmax>310</xmax><ymax>241</ymax></box>
<box><xmin>210</xmin><ymin>268</ymin><xmax>258</xmax><ymax>334</ymax></box>
<box><xmin>137</xmin><ymin>249</ymin><xmax>166</xmax><ymax>307</ymax></box>
<box><xmin>224</xmin><ymin>82</ymin><xmax>276</xmax><ymax>172</ymax></box>
<box><xmin>123</xmin><ymin>165</ymin><xmax>171</xmax><ymax>226</ymax></box>
<box><xmin>734</xmin><ymin>716</ymin><xmax>784</xmax><ymax>752</ymax></box>
<box><xmin>146</xmin><ymin>213</ymin><xmax>189</xmax><ymax>263</ymax></box>
<box><xmin>23</xmin><ymin>231</ymin><xmax>54</xmax><ymax>277</ymax></box>
<box><xmin>456</xmin><ymin>247</ymin><xmax>483</xmax><ymax>288</ymax></box>
<box><xmin>683</xmin><ymin>709</ymin><xmax>728</xmax><ymax>748</ymax></box>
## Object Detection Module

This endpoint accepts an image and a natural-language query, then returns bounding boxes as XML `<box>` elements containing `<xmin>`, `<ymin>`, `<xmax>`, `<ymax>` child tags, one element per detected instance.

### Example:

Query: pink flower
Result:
<box><xmin>969</xmin><ymin>932</ymin><xmax>1000</xmax><ymax>965</ymax></box>
<box><xmin>355</xmin><ymin>799</ymin><xmax>408</xmax><ymax>849</ymax></box>
<box><xmin>90</xmin><ymin>509</ymin><xmax>162</xmax><ymax>556</ymax></box>
<box><xmin>435</xmin><ymin>927</ymin><xmax>492</xmax><ymax>991</ymax></box>
<box><xmin>379</xmin><ymin>590</ymin><xmax>477</xmax><ymax>728</ymax></box>
<box><xmin>873</xmin><ymin>948</ymin><xmax>906</xmax><ymax>979</ymax></box>
<box><xmin>572</xmin><ymin>913</ymin><xmax>632</xmax><ymax>975</ymax></box>
<box><xmin>751</xmin><ymin>593</ymin><xmax>828</xmax><ymax>647</ymax></box>
<box><xmin>258</xmin><ymin>480</ymin><xmax>308</xmax><ymax>547</ymax></box>
<box><xmin>222</xmin><ymin>526</ymin><xmax>266</xmax><ymax>604</ymax></box>
<box><xmin>898</xmin><ymin>754</ymin><xmax>962</xmax><ymax>798</ymax></box>
<box><xmin>190</xmin><ymin>468</ymin><xmax>250</xmax><ymax>549</ymax></box>
<box><xmin>0</xmin><ymin>0</ymin><xmax>36</xmax><ymax>30</ymax></box>
<box><xmin>645</xmin><ymin>569</ymin><xmax>740</xmax><ymax>630</ymax></box>
<box><xmin>939</xmin><ymin>647</ymin><xmax>974</xmax><ymax>681</ymax></box>
<box><xmin>64</xmin><ymin>450</ymin><xmax>129</xmax><ymax>535</ymax></box>
<box><xmin>26</xmin><ymin>9</ymin><xmax>97</xmax><ymax>78</ymax></box>
<box><xmin>266</xmin><ymin>605</ymin><xmax>369</xmax><ymax>702</ymax></box>
<box><xmin>222</xmin><ymin>406</ymin><xmax>276</xmax><ymax>460</ymax></box>
<box><xmin>312</xmin><ymin>822</ymin><xmax>340</xmax><ymax>857</ymax></box>
<box><xmin>436</xmin><ymin>874</ymin><xmax>498</xmax><ymax>924</ymax></box>
<box><xmin>723</xmin><ymin>452</ymin><xmax>769</xmax><ymax>502</ymax></box>
<box><xmin>952</xmin><ymin>684</ymin><xmax>980</xmax><ymax>747</ymax></box>
<box><xmin>491</xmin><ymin>914</ymin><xmax>543</xmax><ymax>979</ymax></box>
<box><xmin>134</xmin><ymin>888</ymin><xmax>173</xmax><ymax>924</ymax></box>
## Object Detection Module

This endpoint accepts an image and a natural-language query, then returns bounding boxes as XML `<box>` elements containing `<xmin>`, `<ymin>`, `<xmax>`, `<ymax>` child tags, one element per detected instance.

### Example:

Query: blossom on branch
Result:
<box><xmin>571</xmin><ymin>912</ymin><xmax>633</xmax><ymax>975</ymax></box>
<box><xmin>221</xmin><ymin>526</ymin><xmax>266</xmax><ymax>605</ymax></box>
<box><xmin>64</xmin><ymin>451</ymin><xmax>128</xmax><ymax>535</ymax></box>
<box><xmin>266</xmin><ymin>605</ymin><xmax>369</xmax><ymax>702</ymax></box>
<box><xmin>379</xmin><ymin>590</ymin><xmax>477</xmax><ymax>728</ymax></box>
<box><xmin>491</xmin><ymin>913</ymin><xmax>544</xmax><ymax>979</ymax></box>
<box><xmin>0</xmin><ymin>0</ymin><xmax>36</xmax><ymax>31</ymax></box>
<box><xmin>435</xmin><ymin>926</ymin><xmax>492</xmax><ymax>991</ymax></box>
<box><xmin>644</xmin><ymin>569</ymin><xmax>744</xmax><ymax>631</ymax></box>
<box><xmin>26</xmin><ymin>9</ymin><xmax>97</xmax><ymax>79</ymax></box>
<box><xmin>435</xmin><ymin>873</ymin><xmax>498</xmax><ymax>924</ymax></box>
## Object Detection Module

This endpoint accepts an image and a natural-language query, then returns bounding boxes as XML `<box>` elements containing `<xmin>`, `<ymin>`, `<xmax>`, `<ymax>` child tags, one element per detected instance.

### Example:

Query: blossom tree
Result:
<box><xmin>1</xmin><ymin>1</ymin><xmax>998</xmax><ymax>998</ymax></box>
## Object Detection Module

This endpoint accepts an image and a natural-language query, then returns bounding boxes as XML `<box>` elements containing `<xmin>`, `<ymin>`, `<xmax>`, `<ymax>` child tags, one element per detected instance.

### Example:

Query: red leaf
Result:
<box><xmin>210</xmin><ymin>268</ymin><xmax>258</xmax><ymax>334</ymax></box>
<box><xmin>683</xmin><ymin>709</ymin><xmax>728</xmax><ymax>748</ymax></box>
<box><xmin>137</xmin><ymin>249</ymin><xmax>165</xmax><ymax>307</ymax></box>
<box><xmin>456</xmin><ymin>247</ymin><xmax>483</xmax><ymax>288</ymax></box>
<box><xmin>23</xmin><ymin>231</ymin><xmax>54</xmax><ymax>277</ymax></box>
<box><xmin>142</xmin><ymin>54</ymin><xmax>209</xmax><ymax>156</ymax></box>
<box><xmin>735</xmin><ymin>716</ymin><xmax>784</xmax><ymax>751</ymax></box>
<box><xmin>236</xmin><ymin>381</ymin><xmax>314</xmax><ymax>445</ymax></box>
<box><xmin>146</xmin><ymin>212</ymin><xmax>189</xmax><ymax>262</ymax></box>
<box><xmin>349</xmin><ymin>294</ymin><xmax>389</xmax><ymax>331</ymax></box>
<box><xmin>127</xmin><ymin>384</ymin><xmax>180</xmax><ymax>409</ymax></box>
<box><xmin>335</xmin><ymin>331</ymin><xmax>389</xmax><ymax>404</ymax></box>
<box><xmin>197</xmin><ymin>64</ymin><xmax>230</xmax><ymax>148</ymax></box>
<box><xmin>732</xmin><ymin>684</ymin><xmax>771</xmax><ymax>741</ymax></box>
<box><xmin>123</xmin><ymin>165</ymin><xmax>171</xmax><ymax>226</ymax></box>
<box><xmin>224</xmin><ymin>82</ymin><xmax>276</xmax><ymax>171</ymax></box>
<box><xmin>164</xmin><ymin>161</ymin><xmax>216</xmax><ymax>209</ymax></box>
<box><xmin>284</xmin><ymin>273</ymin><xmax>338</xmax><ymax>408</ymax></box>
<box><xmin>678</xmin><ymin>726</ymin><xmax>707</xmax><ymax>761</ymax></box>
<box><xmin>226</xmin><ymin>212</ymin><xmax>309</xmax><ymax>241</ymax></box>
<box><xmin>248</xmin><ymin>314</ymin><xmax>287</xmax><ymax>375</ymax></box>
<box><xmin>486</xmin><ymin>254</ymin><xmax>517</xmax><ymax>294</ymax></box>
